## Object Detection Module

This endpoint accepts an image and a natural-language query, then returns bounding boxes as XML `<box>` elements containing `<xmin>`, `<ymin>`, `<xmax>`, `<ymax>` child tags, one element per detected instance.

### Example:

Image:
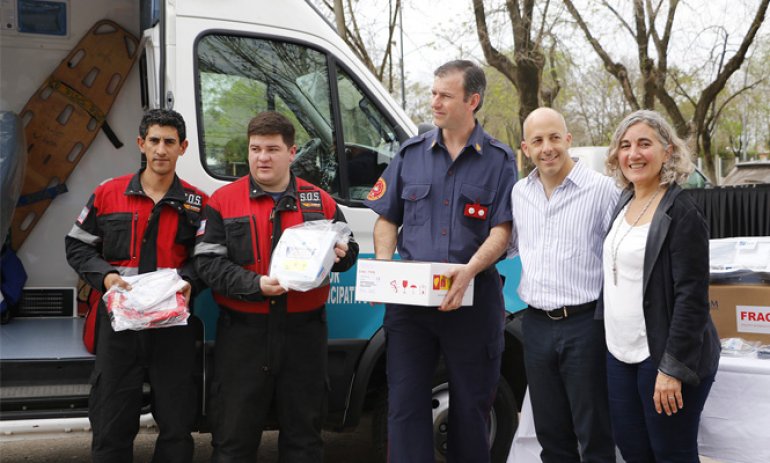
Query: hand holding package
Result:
<box><xmin>103</xmin><ymin>269</ymin><xmax>189</xmax><ymax>331</ymax></box>
<box><xmin>270</xmin><ymin>220</ymin><xmax>352</xmax><ymax>292</ymax></box>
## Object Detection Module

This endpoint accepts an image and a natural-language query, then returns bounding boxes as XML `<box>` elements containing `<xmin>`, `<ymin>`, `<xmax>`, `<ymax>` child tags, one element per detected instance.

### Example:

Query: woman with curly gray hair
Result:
<box><xmin>597</xmin><ymin>110</ymin><xmax>720</xmax><ymax>462</ymax></box>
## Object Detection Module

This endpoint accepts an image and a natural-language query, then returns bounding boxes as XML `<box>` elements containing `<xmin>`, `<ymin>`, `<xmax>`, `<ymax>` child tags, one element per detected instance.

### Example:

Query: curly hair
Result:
<box><xmin>139</xmin><ymin>108</ymin><xmax>186</xmax><ymax>142</ymax></box>
<box><xmin>605</xmin><ymin>110</ymin><xmax>693</xmax><ymax>188</ymax></box>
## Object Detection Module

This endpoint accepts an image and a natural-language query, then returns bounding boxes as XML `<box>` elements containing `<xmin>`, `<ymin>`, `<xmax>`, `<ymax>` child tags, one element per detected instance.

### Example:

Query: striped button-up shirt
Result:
<box><xmin>509</xmin><ymin>159</ymin><xmax>620</xmax><ymax>309</ymax></box>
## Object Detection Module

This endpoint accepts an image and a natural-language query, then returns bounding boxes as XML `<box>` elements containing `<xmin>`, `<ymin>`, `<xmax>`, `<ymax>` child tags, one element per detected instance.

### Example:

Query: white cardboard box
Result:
<box><xmin>355</xmin><ymin>259</ymin><xmax>474</xmax><ymax>306</ymax></box>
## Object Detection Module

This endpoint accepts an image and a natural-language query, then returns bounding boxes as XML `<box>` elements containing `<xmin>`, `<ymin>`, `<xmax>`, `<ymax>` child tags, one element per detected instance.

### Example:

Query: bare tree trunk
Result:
<box><xmin>701</xmin><ymin>130</ymin><xmax>717</xmax><ymax>182</ymax></box>
<box><xmin>472</xmin><ymin>0</ymin><xmax>549</xmax><ymax>176</ymax></box>
<box><xmin>333</xmin><ymin>0</ymin><xmax>346</xmax><ymax>41</ymax></box>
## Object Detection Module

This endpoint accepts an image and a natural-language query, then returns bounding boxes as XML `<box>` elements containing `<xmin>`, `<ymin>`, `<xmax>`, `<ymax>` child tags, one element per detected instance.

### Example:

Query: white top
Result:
<box><xmin>602</xmin><ymin>205</ymin><xmax>650</xmax><ymax>363</ymax></box>
<box><xmin>509</xmin><ymin>159</ymin><xmax>620</xmax><ymax>309</ymax></box>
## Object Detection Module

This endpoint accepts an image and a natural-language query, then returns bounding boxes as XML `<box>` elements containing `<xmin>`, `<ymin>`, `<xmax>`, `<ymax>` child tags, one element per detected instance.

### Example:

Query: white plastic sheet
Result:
<box><xmin>102</xmin><ymin>269</ymin><xmax>189</xmax><ymax>331</ymax></box>
<box><xmin>269</xmin><ymin>220</ymin><xmax>351</xmax><ymax>292</ymax></box>
<box><xmin>709</xmin><ymin>237</ymin><xmax>770</xmax><ymax>273</ymax></box>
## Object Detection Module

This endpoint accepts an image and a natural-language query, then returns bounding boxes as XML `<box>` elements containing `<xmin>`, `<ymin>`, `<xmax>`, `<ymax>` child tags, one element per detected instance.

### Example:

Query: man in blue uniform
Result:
<box><xmin>364</xmin><ymin>60</ymin><xmax>517</xmax><ymax>462</ymax></box>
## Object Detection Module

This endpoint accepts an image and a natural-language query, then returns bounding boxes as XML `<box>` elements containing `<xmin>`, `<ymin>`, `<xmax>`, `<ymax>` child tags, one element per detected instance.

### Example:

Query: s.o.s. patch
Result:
<box><xmin>367</xmin><ymin>178</ymin><xmax>386</xmax><ymax>201</ymax></box>
<box><xmin>299</xmin><ymin>191</ymin><xmax>323</xmax><ymax>212</ymax></box>
<box><xmin>184</xmin><ymin>192</ymin><xmax>203</xmax><ymax>213</ymax></box>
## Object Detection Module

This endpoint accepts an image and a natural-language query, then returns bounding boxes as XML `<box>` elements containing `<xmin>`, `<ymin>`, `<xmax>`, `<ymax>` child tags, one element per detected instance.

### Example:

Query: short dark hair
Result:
<box><xmin>139</xmin><ymin>109</ymin><xmax>186</xmax><ymax>142</ymax></box>
<box><xmin>247</xmin><ymin>111</ymin><xmax>295</xmax><ymax>147</ymax></box>
<box><xmin>434</xmin><ymin>60</ymin><xmax>486</xmax><ymax>113</ymax></box>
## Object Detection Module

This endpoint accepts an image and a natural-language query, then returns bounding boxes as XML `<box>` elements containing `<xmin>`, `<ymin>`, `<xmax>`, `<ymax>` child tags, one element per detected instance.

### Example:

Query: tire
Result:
<box><xmin>371</xmin><ymin>371</ymin><xmax>519</xmax><ymax>463</ymax></box>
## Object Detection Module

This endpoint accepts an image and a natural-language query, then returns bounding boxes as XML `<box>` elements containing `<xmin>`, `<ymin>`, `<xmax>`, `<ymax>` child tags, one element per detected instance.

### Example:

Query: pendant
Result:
<box><xmin>612</xmin><ymin>263</ymin><xmax>618</xmax><ymax>286</ymax></box>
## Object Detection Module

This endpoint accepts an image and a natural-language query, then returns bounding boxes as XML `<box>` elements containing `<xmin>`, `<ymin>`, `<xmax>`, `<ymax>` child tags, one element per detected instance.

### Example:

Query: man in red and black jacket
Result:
<box><xmin>195</xmin><ymin>111</ymin><xmax>358</xmax><ymax>463</ymax></box>
<box><xmin>65</xmin><ymin>109</ymin><xmax>207</xmax><ymax>463</ymax></box>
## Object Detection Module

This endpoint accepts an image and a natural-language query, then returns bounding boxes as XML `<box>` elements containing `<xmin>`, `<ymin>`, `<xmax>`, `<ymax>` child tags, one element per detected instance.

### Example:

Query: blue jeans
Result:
<box><xmin>522</xmin><ymin>308</ymin><xmax>615</xmax><ymax>463</ymax></box>
<box><xmin>606</xmin><ymin>353</ymin><xmax>716</xmax><ymax>463</ymax></box>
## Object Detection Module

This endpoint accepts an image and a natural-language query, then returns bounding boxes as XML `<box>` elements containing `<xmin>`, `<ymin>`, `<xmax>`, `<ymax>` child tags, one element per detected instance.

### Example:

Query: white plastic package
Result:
<box><xmin>720</xmin><ymin>337</ymin><xmax>760</xmax><ymax>358</ymax></box>
<box><xmin>709</xmin><ymin>237</ymin><xmax>770</xmax><ymax>273</ymax></box>
<box><xmin>269</xmin><ymin>220</ymin><xmax>352</xmax><ymax>292</ymax></box>
<box><xmin>102</xmin><ymin>269</ymin><xmax>190</xmax><ymax>331</ymax></box>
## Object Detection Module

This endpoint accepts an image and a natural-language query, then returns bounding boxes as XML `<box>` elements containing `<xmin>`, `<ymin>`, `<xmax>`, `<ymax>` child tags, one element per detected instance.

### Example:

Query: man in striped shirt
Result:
<box><xmin>509</xmin><ymin>107</ymin><xmax>619</xmax><ymax>462</ymax></box>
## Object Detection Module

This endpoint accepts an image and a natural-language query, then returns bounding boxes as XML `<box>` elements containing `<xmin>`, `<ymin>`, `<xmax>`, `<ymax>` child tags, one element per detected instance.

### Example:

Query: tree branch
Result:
<box><xmin>473</xmin><ymin>0</ymin><xmax>519</xmax><ymax>86</ymax></box>
<box><xmin>563</xmin><ymin>0</ymin><xmax>640</xmax><ymax>109</ymax></box>
<box><xmin>693</xmin><ymin>0</ymin><xmax>769</xmax><ymax>133</ymax></box>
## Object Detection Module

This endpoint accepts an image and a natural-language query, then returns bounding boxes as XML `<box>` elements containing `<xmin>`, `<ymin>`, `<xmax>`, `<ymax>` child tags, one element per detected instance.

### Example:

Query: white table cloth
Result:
<box><xmin>507</xmin><ymin>354</ymin><xmax>770</xmax><ymax>463</ymax></box>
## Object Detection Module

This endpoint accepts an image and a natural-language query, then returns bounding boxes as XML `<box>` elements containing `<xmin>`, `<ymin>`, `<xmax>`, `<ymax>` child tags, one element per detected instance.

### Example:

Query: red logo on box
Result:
<box><xmin>433</xmin><ymin>275</ymin><xmax>452</xmax><ymax>290</ymax></box>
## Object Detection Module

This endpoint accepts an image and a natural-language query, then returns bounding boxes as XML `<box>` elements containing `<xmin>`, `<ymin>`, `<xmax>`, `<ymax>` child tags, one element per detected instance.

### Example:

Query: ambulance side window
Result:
<box><xmin>335</xmin><ymin>66</ymin><xmax>400</xmax><ymax>201</ymax></box>
<box><xmin>196</xmin><ymin>34</ymin><xmax>339</xmax><ymax>194</ymax></box>
<box><xmin>195</xmin><ymin>33</ymin><xmax>405</xmax><ymax>203</ymax></box>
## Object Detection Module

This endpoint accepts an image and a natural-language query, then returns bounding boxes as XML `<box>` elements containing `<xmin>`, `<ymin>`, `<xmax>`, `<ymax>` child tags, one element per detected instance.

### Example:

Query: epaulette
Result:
<box><xmin>489</xmin><ymin>138</ymin><xmax>515</xmax><ymax>160</ymax></box>
<box><xmin>399</xmin><ymin>130</ymin><xmax>434</xmax><ymax>155</ymax></box>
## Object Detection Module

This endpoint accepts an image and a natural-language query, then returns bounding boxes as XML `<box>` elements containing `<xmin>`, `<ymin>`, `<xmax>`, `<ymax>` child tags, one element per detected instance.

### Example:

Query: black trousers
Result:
<box><xmin>89</xmin><ymin>304</ymin><xmax>197</xmax><ymax>463</ymax></box>
<box><xmin>522</xmin><ymin>307</ymin><xmax>615</xmax><ymax>463</ymax></box>
<box><xmin>208</xmin><ymin>307</ymin><xmax>328</xmax><ymax>463</ymax></box>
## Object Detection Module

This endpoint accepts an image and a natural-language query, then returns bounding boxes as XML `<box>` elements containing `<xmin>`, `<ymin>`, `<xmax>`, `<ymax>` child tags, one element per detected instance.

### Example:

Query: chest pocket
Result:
<box><xmin>401</xmin><ymin>184</ymin><xmax>430</xmax><ymax>226</ymax></box>
<box><xmin>176</xmin><ymin>209</ymin><xmax>200</xmax><ymax>247</ymax></box>
<box><xmin>459</xmin><ymin>183</ymin><xmax>495</xmax><ymax>229</ymax></box>
<box><xmin>224</xmin><ymin>216</ymin><xmax>255</xmax><ymax>266</ymax></box>
<box><xmin>98</xmin><ymin>213</ymin><xmax>132</xmax><ymax>261</ymax></box>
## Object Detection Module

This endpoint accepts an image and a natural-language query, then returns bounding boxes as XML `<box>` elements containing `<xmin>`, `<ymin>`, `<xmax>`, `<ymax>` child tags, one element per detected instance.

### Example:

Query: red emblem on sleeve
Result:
<box><xmin>367</xmin><ymin>177</ymin><xmax>387</xmax><ymax>201</ymax></box>
<box><xmin>464</xmin><ymin>203</ymin><xmax>488</xmax><ymax>220</ymax></box>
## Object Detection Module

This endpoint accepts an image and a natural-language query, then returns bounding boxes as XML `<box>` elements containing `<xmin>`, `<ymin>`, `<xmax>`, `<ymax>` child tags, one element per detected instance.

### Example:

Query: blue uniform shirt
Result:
<box><xmin>365</xmin><ymin>122</ymin><xmax>516</xmax><ymax>264</ymax></box>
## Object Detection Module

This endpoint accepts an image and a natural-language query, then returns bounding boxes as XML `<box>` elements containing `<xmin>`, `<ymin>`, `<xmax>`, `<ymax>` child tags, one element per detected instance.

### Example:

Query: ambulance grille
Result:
<box><xmin>18</xmin><ymin>288</ymin><xmax>76</xmax><ymax>317</ymax></box>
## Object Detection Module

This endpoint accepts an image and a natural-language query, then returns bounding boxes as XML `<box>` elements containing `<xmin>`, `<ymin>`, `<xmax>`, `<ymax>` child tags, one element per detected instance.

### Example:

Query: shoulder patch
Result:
<box><xmin>76</xmin><ymin>206</ymin><xmax>90</xmax><ymax>224</ymax></box>
<box><xmin>367</xmin><ymin>177</ymin><xmax>387</xmax><ymax>201</ymax></box>
<box><xmin>196</xmin><ymin>219</ymin><xmax>207</xmax><ymax>237</ymax></box>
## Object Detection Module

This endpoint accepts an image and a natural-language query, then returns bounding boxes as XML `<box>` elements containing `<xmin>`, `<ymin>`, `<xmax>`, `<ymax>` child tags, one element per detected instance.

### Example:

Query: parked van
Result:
<box><xmin>0</xmin><ymin>1</ymin><xmax>527</xmax><ymax>461</ymax></box>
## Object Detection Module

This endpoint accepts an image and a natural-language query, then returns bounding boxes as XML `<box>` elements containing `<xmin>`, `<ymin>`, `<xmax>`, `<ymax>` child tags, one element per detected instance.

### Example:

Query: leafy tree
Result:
<box><xmin>562</xmin><ymin>0</ymin><xmax>770</xmax><ymax>180</ymax></box>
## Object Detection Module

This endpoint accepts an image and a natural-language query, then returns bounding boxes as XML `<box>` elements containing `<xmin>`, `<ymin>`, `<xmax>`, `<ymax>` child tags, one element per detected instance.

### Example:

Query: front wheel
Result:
<box><xmin>371</xmin><ymin>373</ymin><xmax>519</xmax><ymax>463</ymax></box>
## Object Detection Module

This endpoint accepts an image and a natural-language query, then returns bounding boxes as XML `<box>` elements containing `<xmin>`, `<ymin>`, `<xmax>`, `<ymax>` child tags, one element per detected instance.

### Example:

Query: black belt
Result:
<box><xmin>528</xmin><ymin>300</ymin><xmax>597</xmax><ymax>320</ymax></box>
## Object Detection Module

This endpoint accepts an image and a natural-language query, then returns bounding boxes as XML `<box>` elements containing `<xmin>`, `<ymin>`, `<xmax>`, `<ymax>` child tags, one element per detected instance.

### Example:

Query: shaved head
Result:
<box><xmin>522</xmin><ymin>107</ymin><xmax>568</xmax><ymax>141</ymax></box>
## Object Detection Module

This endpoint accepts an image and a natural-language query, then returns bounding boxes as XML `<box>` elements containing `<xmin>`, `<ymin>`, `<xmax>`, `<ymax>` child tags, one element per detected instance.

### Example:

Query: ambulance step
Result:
<box><xmin>0</xmin><ymin>384</ymin><xmax>91</xmax><ymax>419</ymax></box>
<box><xmin>0</xmin><ymin>384</ymin><xmax>90</xmax><ymax>399</ymax></box>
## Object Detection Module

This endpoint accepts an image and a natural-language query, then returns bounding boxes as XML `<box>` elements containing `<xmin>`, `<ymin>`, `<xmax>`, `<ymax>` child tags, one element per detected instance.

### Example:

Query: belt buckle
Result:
<box><xmin>546</xmin><ymin>307</ymin><xmax>567</xmax><ymax>320</ymax></box>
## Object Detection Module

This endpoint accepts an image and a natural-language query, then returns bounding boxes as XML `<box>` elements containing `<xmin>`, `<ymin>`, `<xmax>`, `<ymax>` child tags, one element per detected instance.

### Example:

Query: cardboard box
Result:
<box><xmin>709</xmin><ymin>284</ymin><xmax>770</xmax><ymax>343</ymax></box>
<box><xmin>355</xmin><ymin>259</ymin><xmax>474</xmax><ymax>306</ymax></box>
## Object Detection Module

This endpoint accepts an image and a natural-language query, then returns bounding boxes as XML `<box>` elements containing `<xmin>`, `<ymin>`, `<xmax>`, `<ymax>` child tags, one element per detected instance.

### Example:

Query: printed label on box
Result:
<box><xmin>736</xmin><ymin>305</ymin><xmax>770</xmax><ymax>334</ymax></box>
<box><xmin>355</xmin><ymin>259</ymin><xmax>473</xmax><ymax>306</ymax></box>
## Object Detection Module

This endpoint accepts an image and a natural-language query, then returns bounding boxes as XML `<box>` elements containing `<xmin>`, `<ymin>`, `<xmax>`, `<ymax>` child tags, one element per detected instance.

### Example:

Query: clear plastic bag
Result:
<box><xmin>102</xmin><ymin>269</ymin><xmax>189</xmax><ymax>331</ymax></box>
<box><xmin>720</xmin><ymin>337</ymin><xmax>760</xmax><ymax>357</ymax></box>
<box><xmin>269</xmin><ymin>220</ymin><xmax>352</xmax><ymax>292</ymax></box>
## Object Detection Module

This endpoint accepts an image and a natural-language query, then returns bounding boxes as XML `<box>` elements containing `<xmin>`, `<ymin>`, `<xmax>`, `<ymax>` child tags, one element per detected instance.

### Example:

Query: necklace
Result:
<box><xmin>610</xmin><ymin>187</ymin><xmax>661</xmax><ymax>285</ymax></box>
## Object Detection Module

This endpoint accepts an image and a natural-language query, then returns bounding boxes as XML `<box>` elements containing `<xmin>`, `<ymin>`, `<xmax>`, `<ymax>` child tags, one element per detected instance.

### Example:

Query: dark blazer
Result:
<box><xmin>596</xmin><ymin>183</ymin><xmax>720</xmax><ymax>385</ymax></box>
